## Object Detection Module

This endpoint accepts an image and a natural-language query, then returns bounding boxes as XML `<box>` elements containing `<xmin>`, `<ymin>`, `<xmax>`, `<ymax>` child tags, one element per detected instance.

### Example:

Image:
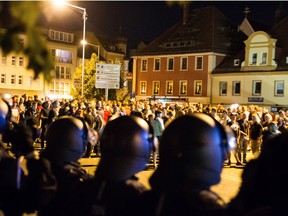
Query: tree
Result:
<box><xmin>71</xmin><ymin>53</ymin><xmax>105</xmax><ymax>100</ymax></box>
<box><xmin>0</xmin><ymin>2</ymin><xmax>54</xmax><ymax>81</ymax></box>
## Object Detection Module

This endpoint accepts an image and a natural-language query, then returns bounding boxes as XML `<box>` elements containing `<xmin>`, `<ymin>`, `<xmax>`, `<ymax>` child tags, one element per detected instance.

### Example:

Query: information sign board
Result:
<box><xmin>95</xmin><ymin>63</ymin><xmax>120</xmax><ymax>89</ymax></box>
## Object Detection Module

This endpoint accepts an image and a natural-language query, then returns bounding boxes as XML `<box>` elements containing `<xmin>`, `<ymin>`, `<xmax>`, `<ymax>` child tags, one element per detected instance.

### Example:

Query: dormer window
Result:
<box><xmin>261</xmin><ymin>53</ymin><xmax>267</xmax><ymax>64</ymax></box>
<box><xmin>251</xmin><ymin>53</ymin><xmax>257</xmax><ymax>65</ymax></box>
<box><xmin>234</xmin><ymin>59</ymin><xmax>240</xmax><ymax>66</ymax></box>
<box><xmin>286</xmin><ymin>56</ymin><xmax>288</xmax><ymax>64</ymax></box>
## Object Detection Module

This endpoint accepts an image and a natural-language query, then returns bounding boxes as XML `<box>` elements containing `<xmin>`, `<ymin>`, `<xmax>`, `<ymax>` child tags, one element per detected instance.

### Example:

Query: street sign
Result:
<box><xmin>95</xmin><ymin>63</ymin><xmax>120</xmax><ymax>89</ymax></box>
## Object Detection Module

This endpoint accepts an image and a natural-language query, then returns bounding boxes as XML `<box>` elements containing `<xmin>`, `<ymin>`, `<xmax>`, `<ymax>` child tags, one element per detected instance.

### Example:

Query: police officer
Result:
<box><xmin>71</xmin><ymin>115</ymin><xmax>153</xmax><ymax>216</ymax></box>
<box><xmin>129</xmin><ymin>113</ymin><xmax>235</xmax><ymax>216</ymax></box>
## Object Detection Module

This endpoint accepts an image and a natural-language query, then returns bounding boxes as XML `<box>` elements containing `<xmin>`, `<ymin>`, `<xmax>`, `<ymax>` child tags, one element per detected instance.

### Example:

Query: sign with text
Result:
<box><xmin>248</xmin><ymin>97</ymin><xmax>264</xmax><ymax>102</ymax></box>
<box><xmin>95</xmin><ymin>63</ymin><xmax>120</xmax><ymax>89</ymax></box>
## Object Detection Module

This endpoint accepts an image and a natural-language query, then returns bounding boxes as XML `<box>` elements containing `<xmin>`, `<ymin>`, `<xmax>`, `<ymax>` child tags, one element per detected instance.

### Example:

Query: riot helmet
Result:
<box><xmin>150</xmin><ymin>113</ymin><xmax>235</xmax><ymax>190</ymax></box>
<box><xmin>95</xmin><ymin>115</ymin><xmax>153</xmax><ymax>182</ymax></box>
<box><xmin>42</xmin><ymin>116</ymin><xmax>97</xmax><ymax>166</ymax></box>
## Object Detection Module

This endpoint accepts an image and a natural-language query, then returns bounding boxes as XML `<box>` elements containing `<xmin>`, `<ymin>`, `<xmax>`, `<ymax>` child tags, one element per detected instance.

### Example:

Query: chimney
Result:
<box><xmin>182</xmin><ymin>2</ymin><xmax>189</xmax><ymax>25</ymax></box>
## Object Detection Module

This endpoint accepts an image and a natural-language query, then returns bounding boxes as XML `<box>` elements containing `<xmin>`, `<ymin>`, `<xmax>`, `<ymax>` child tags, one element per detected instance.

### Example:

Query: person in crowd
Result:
<box><xmin>10</xmin><ymin>101</ymin><xmax>21</xmax><ymax>124</ymax></box>
<box><xmin>24</xmin><ymin>101</ymin><xmax>41</xmax><ymax>142</ymax></box>
<box><xmin>220</xmin><ymin>109</ymin><xmax>231</xmax><ymax>126</ymax></box>
<box><xmin>248</xmin><ymin>114</ymin><xmax>263</xmax><ymax>159</ymax></box>
<box><xmin>261</xmin><ymin>121</ymin><xmax>281</xmax><ymax>151</ymax></box>
<box><xmin>48</xmin><ymin>100</ymin><xmax>59</xmax><ymax>125</ymax></box>
<box><xmin>38</xmin><ymin>116</ymin><xmax>97</xmax><ymax>216</ymax></box>
<box><xmin>226</xmin><ymin>131</ymin><xmax>288</xmax><ymax>215</ymax></box>
<box><xmin>277</xmin><ymin>117</ymin><xmax>288</xmax><ymax>134</ymax></box>
<box><xmin>129</xmin><ymin>113</ymin><xmax>235</xmax><ymax>215</ymax></box>
<box><xmin>237</xmin><ymin>112</ymin><xmax>250</xmax><ymax>164</ymax></box>
<box><xmin>226</xmin><ymin>113</ymin><xmax>243</xmax><ymax>166</ymax></box>
<box><xmin>39</xmin><ymin>101</ymin><xmax>50</xmax><ymax>150</ymax></box>
<box><xmin>153</xmin><ymin>109</ymin><xmax>165</xmax><ymax>143</ymax></box>
<box><xmin>70</xmin><ymin>115</ymin><xmax>153</xmax><ymax>216</ymax></box>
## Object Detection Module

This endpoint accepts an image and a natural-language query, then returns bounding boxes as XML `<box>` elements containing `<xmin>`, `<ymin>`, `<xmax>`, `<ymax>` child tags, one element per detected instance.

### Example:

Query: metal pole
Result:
<box><xmin>81</xmin><ymin>9</ymin><xmax>86</xmax><ymax>97</ymax></box>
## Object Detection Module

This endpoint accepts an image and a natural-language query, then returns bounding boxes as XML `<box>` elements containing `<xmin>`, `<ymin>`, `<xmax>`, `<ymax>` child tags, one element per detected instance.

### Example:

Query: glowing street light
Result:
<box><xmin>55</xmin><ymin>0</ymin><xmax>87</xmax><ymax>97</ymax></box>
<box><xmin>81</xmin><ymin>40</ymin><xmax>100</xmax><ymax>61</ymax></box>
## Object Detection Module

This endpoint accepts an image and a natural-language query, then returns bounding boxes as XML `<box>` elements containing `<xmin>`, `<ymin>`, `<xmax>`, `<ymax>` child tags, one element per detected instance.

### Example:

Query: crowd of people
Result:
<box><xmin>0</xmin><ymin>94</ymin><xmax>287</xmax><ymax>215</ymax></box>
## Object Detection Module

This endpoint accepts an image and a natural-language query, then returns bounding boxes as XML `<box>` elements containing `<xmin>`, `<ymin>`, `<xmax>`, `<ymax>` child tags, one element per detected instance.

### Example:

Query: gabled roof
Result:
<box><xmin>214</xmin><ymin>15</ymin><xmax>288</xmax><ymax>74</ymax></box>
<box><xmin>134</xmin><ymin>6</ymin><xmax>246</xmax><ymax>56</ymax></box>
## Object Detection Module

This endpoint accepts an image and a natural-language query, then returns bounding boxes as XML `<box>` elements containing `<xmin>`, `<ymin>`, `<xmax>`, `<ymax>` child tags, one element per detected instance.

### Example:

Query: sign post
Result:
<box><xmin>95</xmin><ymin>63</ymin><xmax>120</xmax><ymax>101</ymax></box>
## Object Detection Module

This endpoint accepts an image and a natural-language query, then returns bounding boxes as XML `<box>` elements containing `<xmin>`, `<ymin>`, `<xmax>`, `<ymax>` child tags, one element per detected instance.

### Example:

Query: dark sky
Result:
<box><xmin>42</xmin><ymin>1</ymin><xmax>287</xmax><ymax>50</ymax></box>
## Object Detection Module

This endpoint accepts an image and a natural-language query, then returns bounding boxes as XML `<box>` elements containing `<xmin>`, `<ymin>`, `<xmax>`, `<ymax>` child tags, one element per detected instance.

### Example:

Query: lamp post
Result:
<box><xmin>58</xmin><ymin>1</ymin><xmax>87</xmax><ymax>97</ymax></box>
<box><xmin>81</xmin><ymin>41</ymin><xmax>100</xmax><ymax>61</ymax></box>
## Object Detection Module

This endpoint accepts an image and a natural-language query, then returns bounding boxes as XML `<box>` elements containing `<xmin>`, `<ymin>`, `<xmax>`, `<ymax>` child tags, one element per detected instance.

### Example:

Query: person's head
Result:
<box><xmin>267</xmin><ymin>121</ymin><xmax>279</xmax><ymax>134</ymax></box>
<box><xmin>150</xmin><ymin>113</ymin><xmax>235</xmax><ymax>190</ymax></box>
<box><xmin>95</xmin><ymin>115</ymin><xmax>153</xmax><ymax>182</ymax></box>
<box><xmin>42</xmin><ymin>116</ymin><xmax>97</xmax><ymax>166</ymax></box>
<box><xmin>0</xmin><ymin>98</ymin><xmax>11</xmax><ymax>134</ymax></box>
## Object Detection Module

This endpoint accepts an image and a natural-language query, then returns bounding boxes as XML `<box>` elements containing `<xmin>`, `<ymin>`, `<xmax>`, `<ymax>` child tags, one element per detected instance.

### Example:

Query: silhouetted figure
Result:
<box><xmin>129</xmin><ymin>113</ymin><xmax>235</xmax><ymax>216</ymax></box>
<box><xmin>227</xmin><ymin>131</ymin><xmax>288</xmax><ymax>215</ymax></box>
<box><xmin>39</xmin><ymin>116</ymin><xmax>97</xmax><ymax>216</ymax></box>
<box><xmin>70</xmin><ymin>115</ymin><xmax>153</xmax><ymax>216</ymax></box>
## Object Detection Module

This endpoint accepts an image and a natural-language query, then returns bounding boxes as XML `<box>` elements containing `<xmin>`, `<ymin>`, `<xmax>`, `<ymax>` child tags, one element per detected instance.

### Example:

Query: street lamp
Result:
<box><xmin>81</xmin><ymin>40</ymin><xmax>100</xmax><ymax>61</ymax></box>
<box><xmin>56</xmin><ymin>0</ymin><xmax>87</xmax><ymax>97</ymax></box>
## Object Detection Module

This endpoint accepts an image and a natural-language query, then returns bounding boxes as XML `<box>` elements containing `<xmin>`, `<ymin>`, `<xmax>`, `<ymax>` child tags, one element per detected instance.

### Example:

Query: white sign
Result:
<box><xmin>95</xmin><ymin>63</ymin><xmax>120</xmax><ymax>89</ymax></box>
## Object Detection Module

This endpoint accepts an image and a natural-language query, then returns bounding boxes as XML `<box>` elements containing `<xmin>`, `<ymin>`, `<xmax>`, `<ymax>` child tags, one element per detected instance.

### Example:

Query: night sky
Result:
<box><xmin>41</xmin><ymin>1</ymin><xmax>287</xmax><ymax>51</ymax></box>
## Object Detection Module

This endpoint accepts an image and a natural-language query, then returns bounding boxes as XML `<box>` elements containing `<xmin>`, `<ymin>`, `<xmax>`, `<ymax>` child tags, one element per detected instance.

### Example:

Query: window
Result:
<box><xmin>167</xmin><ymin>58</ymin><xmax>174</xmax><ymax>71</ymax></box>
<box><xmin>2</xmin><ymin>57</ymin><xmax>6</xmax><ymax>65</ymax></box>
<box><xmin>48</xmin><ymin>29</ymin><xmax>74</xmax><ymax>43</ymax></box>
<box><xmin>152</xmin><ymin>81</ymin><xmax>160</xmax><ymax>95</ymax></box>
<box><xmin>11</xmin><ymin>56</ymin><xmax>16</xmax><ymax>65</ymax></box>
<box><xmin>19</xmin><ymin>57</ymin><xmax>24</xmax><ymax>66</ymax></box>
<box><xmin>234</xmin><ymin>59</ymin><xmax>240</xmax><ymax>66</ymax></box>
<box><xmin>66</xmin><ymin>67</ymin><xmax>71</xmax><ymax>79</ymax></box>
<box><xmin>18</xmin><ymin>75</ymin><xmax>23</xmax><ymax>85</ymax></box>
<box><xmin>1</xmin><ymin>74</ymin><xmax>5</xmax><ymax>84</ymax></box>
<box><xmin>60</xmin><ymin>67</ymin><xmax>65</xmax><ymax>79</ymax></box>
<box><xmin>251</xmin><ymin>53</ymin><xmax>257</xmax><ymax>65</ymax></box>
<box><xmin>166</xmin><ymin>81</ymin><xmax>173</xmax><ymax>95</ymax></box>
<box><xmin>55</xmin><ymin>66</ymin><xmax>60</xmax><ymax>78</ymax></box>
<box><xmin>52</xmin><ymin>49</ymin><xmax>73</xmax><ymax>64</ymax></box>
<box><xmin>140</xmin><ymin>81</ymin><xmax>147</xmax><ymax>94</ymax></box>
<box><xmin>195</xmin><ymin>56</ymin><xmax>203</xmax><ymax>70</ymax></box>
<box><xmin>194</xmin><ymin>80</ymin><xmax>202</xmax><ymax>95</ymax></box>
<box><xmin>274</xmin><ymin>80</ymin><xmax>284</xmax><ymax>96</ymax></box>
<box><xmin>154</xmin><ymin>59</ymin><xmax>160</xmax><ymax>71</ymax></box>
<box><xmin>232</xmin><ymin>81</ymin><xmax>241</xmax><ymax>95</ymax></box>
<box><xmin>220</xmin><ymin>81</ymin><xmax>227</xmax><ymax>96</ymax></box>
<box><xmin>141</xmin><ymin>59</ymin><xmax>147</xmax><ymax>71</ymax></box>
<box><xmin>11</xmin><ymin>75</ymin><xmax>16</xmax><ymax>84</ymax></box>
<box><xmin>252</xmin><ymin>80</ymin><xmax>261</xmax><ymax>95</ymax></box>
<box><xmin>179</xmin><ymin>81</ymin><xmax>187</xmax><ymax>95</ymax></box>
<box><xmin>181</xmin><ymin>57</ymin><xmax>188</xmax><ymax>70</ymax></box>
<box><xmin>261</xmin><ymin>53</ymin><xmax>267</xmax><ymax>64</ymax></box>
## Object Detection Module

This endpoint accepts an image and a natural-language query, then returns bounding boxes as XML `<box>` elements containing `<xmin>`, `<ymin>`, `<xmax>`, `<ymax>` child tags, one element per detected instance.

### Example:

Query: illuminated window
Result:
<box><xmin>140</xmin><ymin>81</ymin><xmax>147</xmax><ymax>94</ymax></box>
<box><xmin>180</xmin><ymin>81</ymin><xmax>187</xmax><ymax>95</ymax></box>
<box><xmin>166</xmin><ymin>81</ymin><xmax>173</xmax><ymax>95</ymax></box>
<box><xmin>52</xmin><ymin>49</ymin><xmax>73</xmax><ymax>64</ymax></box>
<box><xmin>11</xmin><ymin>56</ymin><xmax>16</xmax><ymax>65</ymax></box>
<box><xmin>261</xmin><ymin>53</ymin><xmax>267</xmax><ymax>64</ymax></box>
<box><xmin>194</xmin><ymin>80</ymin><xmax>202</xmax><ymax>95</ymax></box>
<box><xmin>152</xmin><ymin>81</ymin><xmax>160</xmax><ymax>95</ymax></box>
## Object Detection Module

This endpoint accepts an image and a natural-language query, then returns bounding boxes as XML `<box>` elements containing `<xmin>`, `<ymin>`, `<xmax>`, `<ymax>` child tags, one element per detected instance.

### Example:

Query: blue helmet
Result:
<box><xmin>150</xmin><ymin>113</ymin><xmax>235</xmax><ymax>189</ymax></box>
<box><xmin>95</xmin><ymin>115</ymin><xmax>153</xmax><ymax>181</ymax></box>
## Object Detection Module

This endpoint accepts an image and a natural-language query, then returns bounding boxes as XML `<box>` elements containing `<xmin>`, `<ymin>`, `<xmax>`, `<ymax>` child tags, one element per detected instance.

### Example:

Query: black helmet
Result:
<box><xmin>43</xmin><ymin>116</ymin><xmax>96</xmax><ymax>165</ymax></box>
<box><xmin>150</xmin><ymin>113</ymin><xmax>235</xmax><ymax>190</ymax></box>
<box><xmin>95</xmin><ymin>115</ymin><xmax>153</xmax><ymax>182</ymax></box>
